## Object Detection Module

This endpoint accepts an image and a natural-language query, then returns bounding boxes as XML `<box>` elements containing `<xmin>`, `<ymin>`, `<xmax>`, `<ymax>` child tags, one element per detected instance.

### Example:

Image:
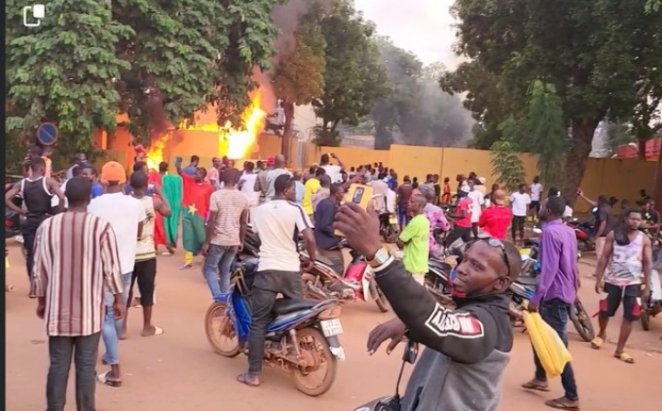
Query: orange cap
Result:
<box><xmin>100</xmin><ymin>161</ymin><xmax>127</xmax><ymax>184</ymax></box>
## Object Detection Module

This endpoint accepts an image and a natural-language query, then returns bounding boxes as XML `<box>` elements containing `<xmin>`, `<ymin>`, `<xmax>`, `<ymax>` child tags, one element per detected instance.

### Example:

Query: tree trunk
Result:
<box><xmin>281</xmin><ymin>101</ymin><xmax>295</xmax><ymax>166</ymax></box>
<box><xmin>562</xmin><ymin>117</ymin><xmax>601</xmax><ymax>204</ymax></box>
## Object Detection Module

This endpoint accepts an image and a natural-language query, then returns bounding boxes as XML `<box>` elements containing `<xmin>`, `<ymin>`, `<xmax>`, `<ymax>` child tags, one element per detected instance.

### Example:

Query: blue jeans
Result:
<box><xmin>533</xmin><ymin>299</ymin><xmax>579</xmax><ymax>400</ymax></box>
<box><xmin>203</xmin><ymin>245</ymin><xmax>237</xmax><ymax>298</ymax></box>
<box><xmin>101</xmin><ymin>272</ymin><xmax>132</xmax><ymax>365</ymax></box>
<box><xmin>397</xmin><ymin>206</ymin><xmax>409</xmax><ymax>228</ymax></box>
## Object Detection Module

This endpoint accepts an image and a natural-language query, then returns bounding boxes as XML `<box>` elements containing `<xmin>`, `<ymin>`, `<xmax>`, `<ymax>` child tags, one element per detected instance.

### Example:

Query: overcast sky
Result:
<box><xmin>354</xmin><ymin>0</ymin><xmax>464</xmax><ymax>69</ymax></box>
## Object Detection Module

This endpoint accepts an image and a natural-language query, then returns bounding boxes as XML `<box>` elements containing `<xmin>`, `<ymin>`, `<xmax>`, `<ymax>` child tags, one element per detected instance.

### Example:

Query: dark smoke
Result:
<box><xmin>270</xmin><ymin>0</ymin><xmax>331</xmax><ymax>64</ymax></box>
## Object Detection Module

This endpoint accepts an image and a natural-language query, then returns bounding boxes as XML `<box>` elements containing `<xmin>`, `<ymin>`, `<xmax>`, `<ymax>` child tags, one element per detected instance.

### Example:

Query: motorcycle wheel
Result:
<box><xmin>373</xmin><ymin>283</ymin><xmax>390</xmax><ymax>313</ymax></box>
<box><xmin>570</xmin><ymin>300</ymin><xmax>595</xmax><ymax>342</ymax></box>
<box><xmin>292</xmin><ymin>327</ymin><xmax>337</xmax><ymax>397</ymax></box>
<box><xmin>204</xmin><ymin>302</ymin><xmax>240</xmax><ymax>357</ymax></box>
<box><xmin>640</xmin><ymin>306</ymin><xmax>651</xmax><ymax>331</ymax></box>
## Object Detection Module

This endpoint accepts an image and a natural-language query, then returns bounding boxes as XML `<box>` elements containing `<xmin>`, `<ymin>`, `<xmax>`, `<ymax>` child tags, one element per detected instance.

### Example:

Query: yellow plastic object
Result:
<box><xmin>522</xmin><ymin>311</ymin><xmax>573</xmax><ymax>378</ymax></box>
<box><xmin>519</xmin><ymin>248</ymin><xmax>531</xmax><ymax>257</ymax></box>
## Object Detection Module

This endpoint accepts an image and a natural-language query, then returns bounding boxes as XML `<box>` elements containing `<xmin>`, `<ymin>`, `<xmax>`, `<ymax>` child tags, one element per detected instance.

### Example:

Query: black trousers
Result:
<box><xmin>47</xmin><ymin>332</ymin><xmax>101</xmax><ymax>411</ymax></box>
<box><xmin>21</xmin><ymin>218</ymin><xmax>42</xmax><ymax>281</ymax></box>
<box><xmin>248</xmin><ymin>270</ymin><xmax>302</xmax><ymax>374</ymax></box>
<box><xmin>512</xmin><ymin>216</ymin><xmax>526</xmax><ymax>241</ymax></box>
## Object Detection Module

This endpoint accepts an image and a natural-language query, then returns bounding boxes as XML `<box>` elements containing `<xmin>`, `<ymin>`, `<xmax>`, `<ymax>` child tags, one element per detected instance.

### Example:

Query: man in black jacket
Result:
<box><xmin>335</xmin><ymin>203</ymin><xmax>521</xmax><ymax>411</ymax></box>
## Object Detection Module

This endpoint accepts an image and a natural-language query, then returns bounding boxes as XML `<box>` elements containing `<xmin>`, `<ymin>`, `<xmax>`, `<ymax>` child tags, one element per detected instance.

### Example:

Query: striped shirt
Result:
<box><xmin>32</xmin><ymin>212</ymin><xmax>123</xmax><ymax>337</ymax></box>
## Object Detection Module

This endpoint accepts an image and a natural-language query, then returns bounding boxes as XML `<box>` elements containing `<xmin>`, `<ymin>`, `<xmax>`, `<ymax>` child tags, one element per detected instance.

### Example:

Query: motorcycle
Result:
<box><xmin>511</xmin><ymin>240</ymin><xmax>595</xmax><ymax>342</ymax></box>
<box><xmin>639</xmin><ymin>264</ymin><xmax>662</xmax><ymax>331</ymax></box>
<box><xmin>353</xmin><ymin>340</ymin><xmax>419</xmax><ymax>411</ymax></box>
<box><xmin>204</xmin><ymin>257</ymin><xmax>345</xmax><ymax>396</ymax></box>
<box><xmin>379</xmin><ymin>212</ymin><xmax>400</xmax><ymax>244</ymax></box>
<box><xmin>300</xmin><ymin>243</ymin><xmax>390</xmax><ymax>313</ymax></box>
<box><xmin>567</xmin><ymin>218</ymin><xmax>594</xmax><ymax>252</ymax></box>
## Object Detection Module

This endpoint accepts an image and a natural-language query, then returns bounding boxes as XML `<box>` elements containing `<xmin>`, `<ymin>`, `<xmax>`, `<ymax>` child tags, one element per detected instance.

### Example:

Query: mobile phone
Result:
<box><xmin>344</xmin><ymin>184</ymin><xmax>374</xmax><ymax>211</ymax></box>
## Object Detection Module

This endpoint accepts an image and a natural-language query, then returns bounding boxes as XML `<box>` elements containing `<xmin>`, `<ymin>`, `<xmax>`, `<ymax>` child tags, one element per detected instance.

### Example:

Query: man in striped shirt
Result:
<box><xmin>33</xmin><ymin>177</ymin><xmax>124</xmax><ymax>411</ymax></box>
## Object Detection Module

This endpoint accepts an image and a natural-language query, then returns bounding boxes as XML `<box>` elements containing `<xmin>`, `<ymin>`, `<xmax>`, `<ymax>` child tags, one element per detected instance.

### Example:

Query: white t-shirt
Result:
<box><xmin>530</xmin><ymin>183</ymin><xmax>543</xmax><ymax>201</ymax></box>
<box><xmin>321</xmin><ymin>164</ymin><xmax>343</xmax><ymax>184</ymax></box>
<box><xmin>510</xmin><ymin>192</ymin><xmax>531</xmax><ymax>217</ymax></box>
<box><xmin>386</xmin><ymin>189</ymin><xmax>396</xmax><ymax>214</ymax></box>
<box><xmin>239</xmin><ymin>172</ymin><xmax>259</xmax><ymax>207</ymax></box>
<box><xmin>468</xmin><ymin>190</ymin><xmax>484</xmax><ymax>223</ymax></box>
<box><xmin>563</xmin><ymin>205</ymin><xmax>573</xmax><ymax>219</ymax></box>
<box><xmin>88</xmin><ymin>193</ymin><xmax>146</xmax><ymax>274</ymax></box>
<box><xmin>51</xmin><ymin>179</ymin><xmax>69</xmax><ymax>208</ymax></box>
<box><xmin>252</xmin><ymin>199</ymin><xmax>313</xmax><ymax>272</ymax></box>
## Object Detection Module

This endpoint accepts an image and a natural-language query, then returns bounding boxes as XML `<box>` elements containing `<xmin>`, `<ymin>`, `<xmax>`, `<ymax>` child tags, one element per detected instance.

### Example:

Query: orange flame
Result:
<box><xmin>145</xmin><ymin>134</ymin><xmax>168</xmax><ymax>172</ymax></box>
<box><xmin>142</xmin><ymin>91</ymin><xmax>266</xmax><ymax>167</ymax></box>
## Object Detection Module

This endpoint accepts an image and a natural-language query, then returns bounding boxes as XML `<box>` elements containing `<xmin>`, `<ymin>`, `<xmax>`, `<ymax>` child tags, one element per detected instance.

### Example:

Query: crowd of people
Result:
<box><xmin>4</xmin><ymin>145</ymin><xmax>661</xmax><ymax>411</ymax></box>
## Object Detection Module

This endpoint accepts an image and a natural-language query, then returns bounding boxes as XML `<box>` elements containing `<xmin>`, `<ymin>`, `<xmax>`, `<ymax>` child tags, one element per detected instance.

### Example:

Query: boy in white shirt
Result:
<box><xmin>510</xmin><ymin>184</ymin><xmax>531</xmax><ymax>244</ymax></box>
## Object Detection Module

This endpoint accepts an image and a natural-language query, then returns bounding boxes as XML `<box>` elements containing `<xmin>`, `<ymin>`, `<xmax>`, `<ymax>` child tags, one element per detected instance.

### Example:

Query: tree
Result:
<box><xmin>6</xmin><ymin>0</ymin><xmax>133</xmax><ymax>161</ymax></box>
<box><xmin>272</xmin><ymin>5</ymin><xmax>327</xmax><ymax>158</ymax></box>
<box><xmin>112</xmin><ymin>0</ymin><xmax>281</xmax><ymax>140</ymax></box>
<box><xmin>446</xmin><ymin>0</ymin><xmax>662</xmax><ymax>200</ymax></box>
<box><xmin>491</xmin><ymin>117</ymin><xmax>526</xmax><ymax>192</ymax></box>
<box><xmin>520</xmin><ymin>81</ymin><xmax>568</xmax><ymax>188</ymax></box>
<box><xmin>312</xmin><ymin>0</ymin><xmax>389</xmax><ymax>146</ymax></box>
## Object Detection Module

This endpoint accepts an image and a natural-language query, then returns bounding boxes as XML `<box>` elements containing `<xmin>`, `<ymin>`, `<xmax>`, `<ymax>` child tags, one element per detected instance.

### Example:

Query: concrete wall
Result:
<box><xmin>104</xmin><ymin>128</ymin><xmax>655</xmax><ymax>213</ymax></box>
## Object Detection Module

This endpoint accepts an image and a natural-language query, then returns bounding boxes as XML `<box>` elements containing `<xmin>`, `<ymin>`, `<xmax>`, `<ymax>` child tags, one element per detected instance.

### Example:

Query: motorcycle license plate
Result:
<box><xmin>320</xmin><ymin>318</ymin><xmax>344</xmax><ymax>337</ymax></box>
<box><xmin>389</xmin><ymin>216</ymin><xmax>398</xmax><ymax>225</ymax></box>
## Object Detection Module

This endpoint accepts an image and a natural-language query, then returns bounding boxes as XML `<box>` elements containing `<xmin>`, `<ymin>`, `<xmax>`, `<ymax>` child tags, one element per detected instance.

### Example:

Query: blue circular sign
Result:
<box><xmin>37</xmin><ymin>123</ymin><xmax>58</xmax><ymax>146</ymax></box>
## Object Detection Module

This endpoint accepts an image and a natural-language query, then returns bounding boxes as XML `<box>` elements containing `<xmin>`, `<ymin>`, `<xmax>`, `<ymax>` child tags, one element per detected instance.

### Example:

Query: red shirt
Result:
<box><xmin>181</xmin><ymin>173</ymin><xmax>214</xmax><ymax>219</ymax></box>
<box><xmin>454</xmin><ymin>198</ymin><xmax>473</xmax><ymax>228</ymax></box>
<box><xmin>479</xmin><ymin>205</ymin><xmax>513</xmax><ymax>240</ymax></box>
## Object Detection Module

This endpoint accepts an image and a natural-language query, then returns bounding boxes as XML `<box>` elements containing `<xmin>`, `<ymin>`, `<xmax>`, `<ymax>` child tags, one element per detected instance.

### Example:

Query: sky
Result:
<box><xmin>354</xmin><ymin>0</ymin><xmax>465</xmax><ymax>69</ymax></box>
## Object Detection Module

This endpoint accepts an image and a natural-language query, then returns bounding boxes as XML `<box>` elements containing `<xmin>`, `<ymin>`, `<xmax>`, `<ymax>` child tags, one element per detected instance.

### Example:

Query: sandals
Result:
<box><xmin>614</xmin><ymin>352</ymin><xmax>635</xmax><ymax>364</ymax></box>
<box><xmin>141</xmin><ymin>326</ymin><xmax>164</xmax><ymax>337</ymax></box>
<box><xmin>521</xmin><ymin>379</ymin><xmax>549</xmax><ymax>392</ymax></box>
<box><xmin>97</xmin><ymin>371</ymin><xmax>122</xmax><ymax>387</ymax></box>
<box><xmin>236</xmin><ymin>373</ymin><xmax>261</xmax><ymax>387</ymax></box>
<box><xmin>545</xmin><ymin>396</ymin><xmax>580</xmax><ymax>410</ymax></box>
<box><xmin>590</xmin><ymin>337</ymin><xmax>604</xmax><ymax>349</ymax></box>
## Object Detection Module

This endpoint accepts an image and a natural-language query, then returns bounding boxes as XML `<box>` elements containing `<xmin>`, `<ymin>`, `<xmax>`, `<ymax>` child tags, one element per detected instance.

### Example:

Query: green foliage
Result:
<box><xmin>520</xmin><ymin>80</ymin><xmax>567</xmax><ymax>188</ymax></box>
<box><xmin>491</xmin><ymin>117</ymin><xmax>526</xmax><ymax>192</ymax></box>
<box><xmin>312</xmin><ymin>0</ymin><xmax>389</xmax><ymax>142</ymax></box>
<box><xmin>446</xmin><ymin>0</ymin><xmax>662</xmax><ymax>197</ymax></box>
<box><xmin>6</xmin><ymin>0</ymin><xmax>132</xmax><ymax>156</ymax></box>
<box><xmin>207</xmin><ymin>0</ymin><xmax>282</xmax><ymax>127</ymax></box>
<box><xmin>6</xmin><ymin>0</ymin><xmax>281</xmax><ymax>163</ymax></box>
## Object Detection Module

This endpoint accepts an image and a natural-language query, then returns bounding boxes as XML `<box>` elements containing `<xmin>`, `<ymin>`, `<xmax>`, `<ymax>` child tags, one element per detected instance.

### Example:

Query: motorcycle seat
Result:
<box><xmin>273</xmin><ymin>299</ymin><xmax>321</xmax><ymax>315</ymax></box>
<box><xmin>515</xmin><ymin>276</ymin><xmax>538</xmax><ymax>286</ymax></box>
<box><xmin>316</xmin><ymin>255</ymin><xmax>335</xmax><ymax>267</ymax></box>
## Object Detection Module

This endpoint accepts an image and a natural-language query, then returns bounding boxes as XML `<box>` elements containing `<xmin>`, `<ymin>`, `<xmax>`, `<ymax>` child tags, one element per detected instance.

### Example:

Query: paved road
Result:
<box><xmin>5</xmin><ymin>243</ymin><xmax>662</xmax><ymax>411</ymax></box>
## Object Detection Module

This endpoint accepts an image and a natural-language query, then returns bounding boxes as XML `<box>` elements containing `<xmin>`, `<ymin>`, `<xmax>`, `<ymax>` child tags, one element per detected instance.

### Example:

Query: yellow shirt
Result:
<box><xmin>302</xmin><ymin>178</ymin><xmax>321</xmax><ymax>215</ymax></box>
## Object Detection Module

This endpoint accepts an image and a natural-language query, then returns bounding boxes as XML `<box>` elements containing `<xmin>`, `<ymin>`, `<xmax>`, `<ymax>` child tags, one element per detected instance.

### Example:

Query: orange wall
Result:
<box><xmin>104</xmin><ymin>128</ymin><xmax>655</xmax><ymax>210</ymax></box>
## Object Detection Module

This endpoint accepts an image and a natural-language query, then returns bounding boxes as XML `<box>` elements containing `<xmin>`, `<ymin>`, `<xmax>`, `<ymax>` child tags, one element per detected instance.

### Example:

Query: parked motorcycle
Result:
<box><xmin>640</xmin><ymin>266</ymin><xmax>662</xmax><ymax>331</ymax></box>
<box><xmin>300</xmin><ymin>243</ymin><xmax>390</xmax><ymax>313</ymax></box>
<box><xmin>511</xmin><ymin>242</ymin><xmax>595</xmax><ymax>342</ymax></box>
<box><xmin>204</xmin><ymin>257</ymin><xmax>345</xmax><ymax>396</ymax></box>
<box><xmin>567</xmin><ymin>218</ymin><xmax>595</xmax><ymax>252</ymax></box>
<box><xmin>379</xmin><ymin>212</ymin><xmax>400</xmax><ymax>243</ymax></box>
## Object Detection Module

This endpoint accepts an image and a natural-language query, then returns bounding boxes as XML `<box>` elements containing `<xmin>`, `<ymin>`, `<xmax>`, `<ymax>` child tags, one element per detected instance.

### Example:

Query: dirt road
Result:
<box><xmin>5</xmin><ymin>243</ymin><xmax>662</xmax><ymax>410</ymax></box>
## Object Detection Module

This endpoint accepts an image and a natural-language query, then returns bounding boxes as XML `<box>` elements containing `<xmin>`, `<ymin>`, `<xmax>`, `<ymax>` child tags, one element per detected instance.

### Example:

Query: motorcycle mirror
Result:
<box><xmin>402</xmin><ymin>340</ymin><xmax>419</xmax><ymax>364</ymax></box>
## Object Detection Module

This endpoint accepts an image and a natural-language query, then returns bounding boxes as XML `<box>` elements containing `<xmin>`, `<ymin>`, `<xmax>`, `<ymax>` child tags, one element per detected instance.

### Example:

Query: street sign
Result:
<box><xmin>36</xmin><ymin>122</ymin><xmax>58</xmax><ymax>146</ymax></box>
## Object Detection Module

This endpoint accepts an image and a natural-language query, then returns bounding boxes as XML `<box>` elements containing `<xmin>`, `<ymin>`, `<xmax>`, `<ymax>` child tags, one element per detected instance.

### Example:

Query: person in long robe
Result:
<box><xmin>160</xmin><ymin>163</ymin><xmax>183</xmax><ymax>252</ymax></box>
<box><xmin>149</xmin><ymin>162</ymin><xmax>174</xmax><ymax>255</ymax></box>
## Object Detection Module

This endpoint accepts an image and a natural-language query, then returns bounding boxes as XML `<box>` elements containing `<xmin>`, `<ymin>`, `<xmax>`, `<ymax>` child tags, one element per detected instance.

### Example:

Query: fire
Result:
<box><xmin>141</xmin><ymin>90</ymin><xmax>267</xmax><ymax>167</ymax></box>
<box><xmin>145</xmin><ymin>134</ymin><xmax>168</xmax><ymax>171</ymax></box>
<box><xmin>180</xmin><ymin>91</ymin><xmax>267</xmax><ymax>160</ymax></box>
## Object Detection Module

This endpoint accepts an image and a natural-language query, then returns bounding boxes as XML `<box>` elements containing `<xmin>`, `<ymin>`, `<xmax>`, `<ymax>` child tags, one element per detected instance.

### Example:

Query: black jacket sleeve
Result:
<box><xmin>375</xmin><ymin>259</ymin><xmax>498</xmax><ymax>364</ymax></box>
